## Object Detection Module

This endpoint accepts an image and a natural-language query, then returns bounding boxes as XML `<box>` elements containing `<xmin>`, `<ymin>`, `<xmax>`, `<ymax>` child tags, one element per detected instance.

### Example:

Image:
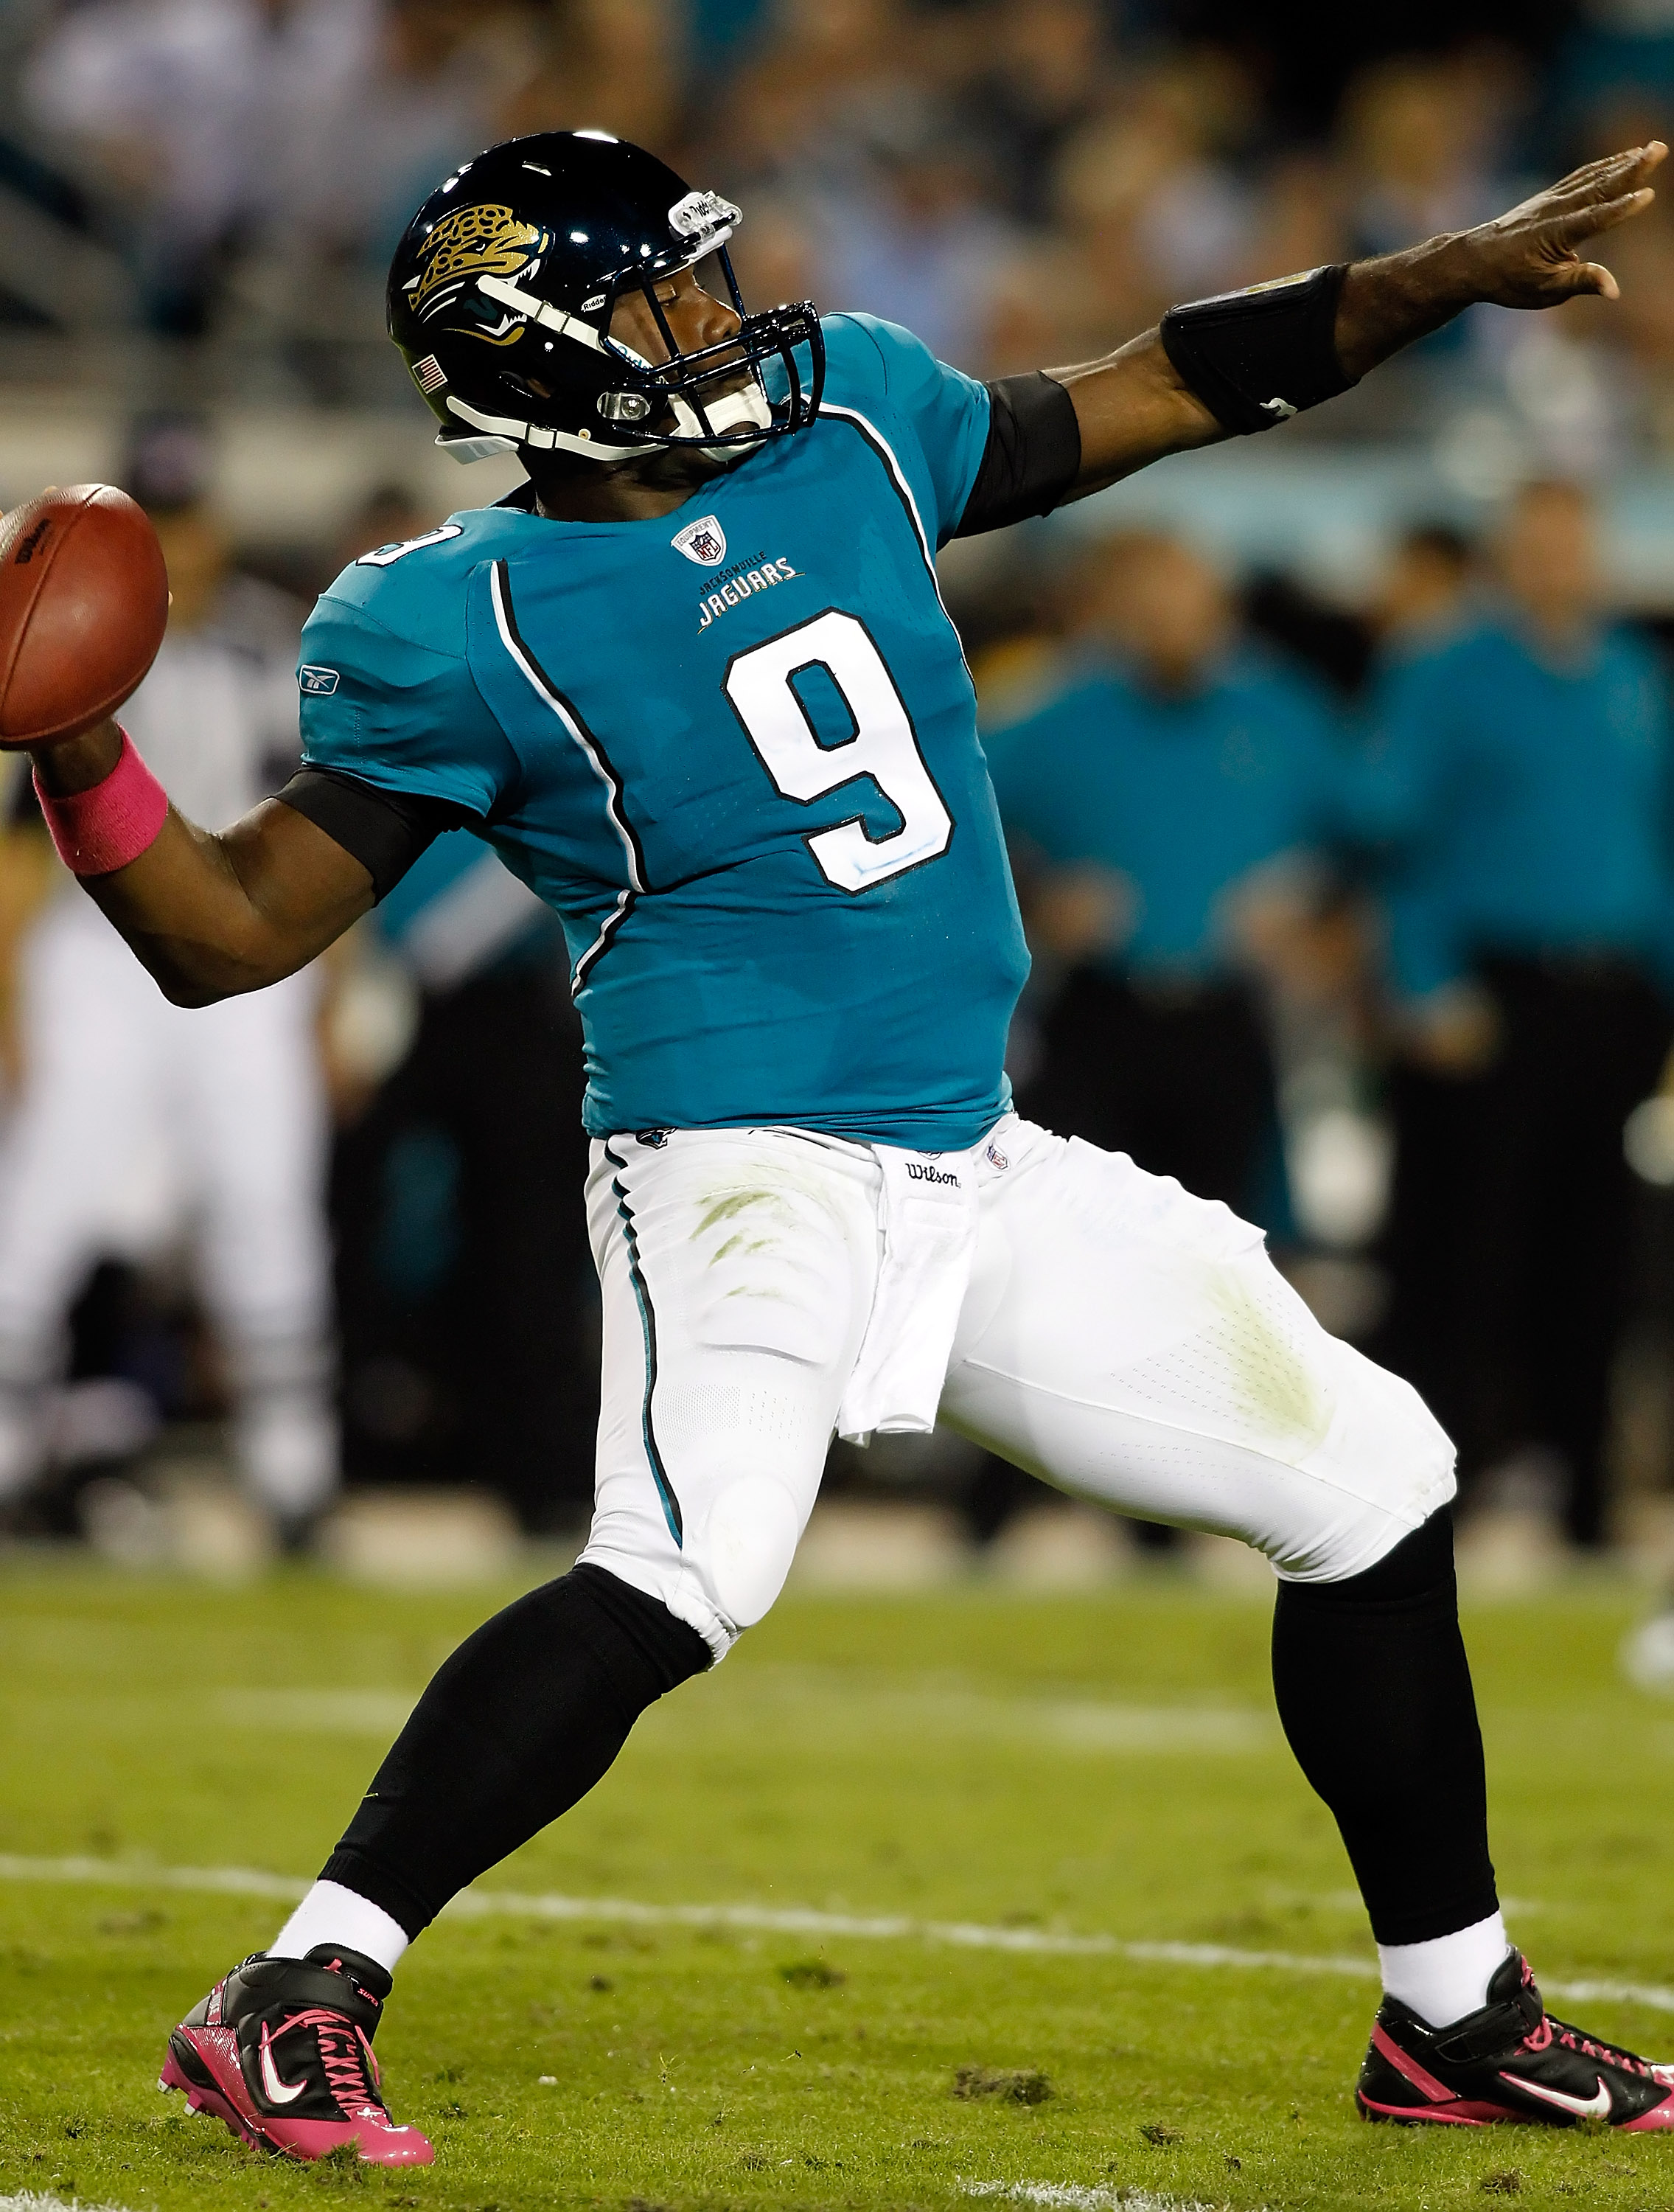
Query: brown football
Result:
<box><xmin>0</xmin><ymin>484</ymin><xmax>170</xmax><ymax>749</ymax></box>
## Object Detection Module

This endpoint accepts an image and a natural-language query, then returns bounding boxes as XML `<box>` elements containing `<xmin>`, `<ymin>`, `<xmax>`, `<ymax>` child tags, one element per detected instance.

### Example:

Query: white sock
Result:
<box><xmin>269</xmin><ymin>1879</ymin><xmax>410</xmax><ymax>1975</ymax></box>
<box><xmin>1378</xmin><ymin>1910</ymin><xmax>1510</xmax><ymax>2028</ymax></box>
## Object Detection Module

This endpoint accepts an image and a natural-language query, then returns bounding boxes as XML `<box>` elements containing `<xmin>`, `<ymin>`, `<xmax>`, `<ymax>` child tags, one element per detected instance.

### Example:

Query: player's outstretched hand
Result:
<box><xmin>1459</xmin><ymin>141</ymin><xmax>1665</xmax><ymax>309</ymax></box>
<box><xmin>1333</xmin><ymin>142</ymin><xmax>1666</xmax><ymax>380</ymax></box>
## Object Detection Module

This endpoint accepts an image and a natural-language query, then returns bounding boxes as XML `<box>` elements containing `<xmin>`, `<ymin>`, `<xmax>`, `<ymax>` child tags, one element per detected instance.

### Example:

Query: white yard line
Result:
<box><xmin>1</xmin><ymin>1853</ymin><xmax>1670</xmax><ymax>2017</ymax></box>
<box><xmin>0</xmin><ymin>1854</ymin><xmax>307</xmax><ymax>1902</ymax></box>
<box><xmin>0</xmin><ymin>2196</ymin><xmax>142</xmax><ymax>2212</ymax></box>
<box><xmin>211</xmin><ymin>1684</ymin><xmax>1277</xmax><ymax>1756</ymax></box>
<box><xmin>964</xmin><ymin>2185</ymin><xmax>1225</xmax><ymax>2211</ymax></box>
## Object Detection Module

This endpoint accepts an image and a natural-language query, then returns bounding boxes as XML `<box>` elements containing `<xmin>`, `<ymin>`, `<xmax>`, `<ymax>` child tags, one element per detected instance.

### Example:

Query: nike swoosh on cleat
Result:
<box><xmin>1502</xmin><ymin>2073</ymin><xmax>1612</xmax><ymax>2121</ymax></box>
<box><xmin>259</xmin><ymin>2024</ymin><xmax>309</xmax><ymax>2106</ymax></box>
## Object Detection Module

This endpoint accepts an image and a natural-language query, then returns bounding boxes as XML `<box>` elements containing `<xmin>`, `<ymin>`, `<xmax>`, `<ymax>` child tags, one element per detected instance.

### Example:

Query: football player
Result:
<box><xmin>27</xmin><ymin>131</ymin><xmax>1674</xmax><ymax>2162</ymax></box>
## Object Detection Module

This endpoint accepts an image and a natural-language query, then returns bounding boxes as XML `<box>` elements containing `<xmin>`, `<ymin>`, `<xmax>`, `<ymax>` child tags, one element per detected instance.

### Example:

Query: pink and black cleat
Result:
<box><xmin>1358</xmin><ymin>1949</ymin><xmax>1674</xmax><ymax>2129</ymax></box>
<box><xmin>159</xmin><ymin>1945</ymin><xmax>433</xmax><ymax>2165</ymax></box>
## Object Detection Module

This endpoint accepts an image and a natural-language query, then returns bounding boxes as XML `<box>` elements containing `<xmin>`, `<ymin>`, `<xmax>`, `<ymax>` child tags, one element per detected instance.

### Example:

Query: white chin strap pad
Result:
<box><xmin>438</xmin><ymin>430</ymin><xmax>520</xmax><ymax>464</ymax></box>
<box><xmin>670</xmin><ymin>383</ymin><xmax>773</xmax><ymax>441</ymax></box>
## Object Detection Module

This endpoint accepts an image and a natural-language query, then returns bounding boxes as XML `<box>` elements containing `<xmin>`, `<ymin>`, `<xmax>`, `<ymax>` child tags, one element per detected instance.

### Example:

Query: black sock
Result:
<box><xmin>321</xmin><ymin>1564</ymin><xmax>710</xmax><ymax>1937</ymax></box>
<box><xmin>1270</xmin><ymin>1507</ymin><xmax>1498</xmax><ymax>1946</ymax></box>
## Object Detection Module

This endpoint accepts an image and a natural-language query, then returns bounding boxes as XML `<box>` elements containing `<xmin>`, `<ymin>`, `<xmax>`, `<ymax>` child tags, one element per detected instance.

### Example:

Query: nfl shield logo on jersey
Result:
<box><xmin>672</xmin><ymin>515</ymin><xmax>727</xmax><ymax>566</ymax></box>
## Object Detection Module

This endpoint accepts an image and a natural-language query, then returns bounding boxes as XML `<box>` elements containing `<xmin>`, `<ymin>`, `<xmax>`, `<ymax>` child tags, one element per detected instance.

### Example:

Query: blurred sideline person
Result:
<box><xmin>986</xmin><ymin>531</ymin><xmax>1352</xmax><ymax>1219</ymax></box>
<box><xmin>980</xmin><ymin>533</ymin><xmax>1356</xmax><ymax>1551</ymax></box>
<box><xmin>24</xmin><ymin>0</ymin><xmax>377</xmax><ymax>334</ymax></box>
<box><xmin>1372</xmin><ymin>523</ymin><xmax>1475</xmax><ymax>647</ymax></box>
<box><xmin>1361</xmin><ymin>523</ymin><xmax>1481</xmax><ymax>1491</ymax></box>
<box><xmin>0</xmin><ymin>421</ymin><xmax>338</xmax><ymax>1540</ymax></box>
<box><xmin>333</xmin><ymin>481</ymin><xmax>437</xmax><ymax>577</ymax></box>
<box><xmin>1365</xmin><ymin>479</ymin><xmax>1674</xmax><ymax>1548</ymax></box>
<box><xmin>332</xmin><ymin>828</ymin><xmax>596</xmax><ymax>1527</ymax></box>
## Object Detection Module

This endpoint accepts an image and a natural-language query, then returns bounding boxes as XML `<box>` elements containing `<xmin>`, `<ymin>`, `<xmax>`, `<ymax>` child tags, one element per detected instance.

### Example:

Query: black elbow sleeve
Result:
<box><xmin>275</xmin><ymin>768</ymin><xmax>476</xmax><ymax>903</ymax></box>
<box><xmin>954</xmin><ymin>371</ymin><xmax>1082</xmax><ymax>537</ymax></box>
<box><xmin>1160</xmin><ymin>262</ymin><xmax>1355</xmax><ymax>436</ymax></box>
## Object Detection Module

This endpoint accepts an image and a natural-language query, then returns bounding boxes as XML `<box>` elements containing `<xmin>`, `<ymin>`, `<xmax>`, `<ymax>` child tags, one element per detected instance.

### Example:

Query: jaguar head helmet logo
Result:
<box><xmin>413</xmin><ymin>203</ymin><xmax>548</xmax><ymax>316</ymax></box>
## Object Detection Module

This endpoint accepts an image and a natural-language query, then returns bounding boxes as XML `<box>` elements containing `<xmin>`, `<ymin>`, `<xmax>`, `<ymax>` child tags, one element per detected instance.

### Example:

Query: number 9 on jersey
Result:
<box><xmin>724</xmin><ymin>610</ymin><xmax>955</xmax><ymax>893</ymax></box>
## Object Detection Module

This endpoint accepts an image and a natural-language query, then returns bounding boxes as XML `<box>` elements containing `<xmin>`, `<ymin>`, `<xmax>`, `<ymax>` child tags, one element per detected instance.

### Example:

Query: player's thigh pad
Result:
<box><xmin>941</xmin><ymin>1123</ymin><xmax>1455</xmax><ymax>1581</ymax></box>
<box><xmin>579</xmin><ymin>1128</ymin><xmax>880</xmax><ymax>1658</ymax></box>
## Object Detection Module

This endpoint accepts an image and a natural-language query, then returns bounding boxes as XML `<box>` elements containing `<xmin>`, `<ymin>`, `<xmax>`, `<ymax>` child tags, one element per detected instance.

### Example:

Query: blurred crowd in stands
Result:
<box><xmin>3</xmin><ymin>1</ymin><xmax>1674</xmax><ymax>1571</ymax></box>
<box><xmin>4</xmin><ymin>0</ymin><xmax>1674</xmax><ymax>450</ymax></box>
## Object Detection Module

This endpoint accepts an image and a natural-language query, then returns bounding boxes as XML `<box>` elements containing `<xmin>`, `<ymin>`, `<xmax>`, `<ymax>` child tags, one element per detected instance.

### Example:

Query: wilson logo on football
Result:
<box><xmin>672</xmin><ymin>516</ymin><xmax>727</xmax><ymax>566</ymax></box>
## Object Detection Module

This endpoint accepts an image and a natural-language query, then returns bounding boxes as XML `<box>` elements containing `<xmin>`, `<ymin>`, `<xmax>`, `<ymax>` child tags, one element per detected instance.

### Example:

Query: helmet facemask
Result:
<box><xmin>582</xmin><ymin>243</ymin><xmax>817</xmax><ymax>462</ymax></box>
<box><xmin>419</xmin><ymin>189</ymin><xmax>823</xmax><ymax>467</ymax></box>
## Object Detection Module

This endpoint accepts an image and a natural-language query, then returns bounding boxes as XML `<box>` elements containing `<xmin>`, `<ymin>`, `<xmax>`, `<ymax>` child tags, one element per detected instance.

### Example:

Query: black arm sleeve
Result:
<box><xmin>274</xmin><ymin>768</ymin><xmax>475</xmax><ymax>903</ymax></box>
<box><xmin>1159</xmin><ymin>263</ymin><xmax>1354</xmax><ymax>435</ymax></box>
<box><xmin>953</xmin><ymin>371</ymin><xmax>1082</xmax><ymax>538</ymax></box>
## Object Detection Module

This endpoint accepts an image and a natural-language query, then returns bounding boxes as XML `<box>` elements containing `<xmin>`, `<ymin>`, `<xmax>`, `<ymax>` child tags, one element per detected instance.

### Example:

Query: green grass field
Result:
<box><xmin>3</xmin><ymin>1558</ymin><xmax>1674</xmax><ymax>2212</ymax></box>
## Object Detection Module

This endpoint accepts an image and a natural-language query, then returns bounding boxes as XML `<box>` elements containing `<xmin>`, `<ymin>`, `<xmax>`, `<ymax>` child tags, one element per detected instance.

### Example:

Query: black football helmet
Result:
<box><xmin>386</xmin><ymin>130</ymin><xmax>823</xmax><ymax>465</ymax></box>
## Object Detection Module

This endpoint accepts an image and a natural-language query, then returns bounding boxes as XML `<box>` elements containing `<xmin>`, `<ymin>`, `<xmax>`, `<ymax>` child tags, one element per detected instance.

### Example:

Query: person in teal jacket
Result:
<box><xmin>986</xmin><ymin>529</ymin><xmax>1353</xmax><ymax>1220</ymax></box>
<box><xmin>1362</xmin><ymin>479</ymin><xmax>1674</xmax><ymax>1548</ymax></box>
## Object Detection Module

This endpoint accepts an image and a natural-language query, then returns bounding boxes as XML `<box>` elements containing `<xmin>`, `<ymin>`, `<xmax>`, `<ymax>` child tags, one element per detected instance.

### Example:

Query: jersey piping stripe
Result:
<box><xmin>816</xmin><ymin>403</ymin><xmax>966</xmax><ymax>658</ymax></box>
<box><xmin>488</xmin><ymin>559</ymin><xmax>645</xmax><ymax>993</ymax></box>
<box><xmin>572</xmin><ymin>888</ymin><xmax>635</xmax><ymax>998</ymax></box>
<box><xmin>602</xmin><ymin>1143</ymin><xmax>683</xmax><ymax>1548</ymax></box>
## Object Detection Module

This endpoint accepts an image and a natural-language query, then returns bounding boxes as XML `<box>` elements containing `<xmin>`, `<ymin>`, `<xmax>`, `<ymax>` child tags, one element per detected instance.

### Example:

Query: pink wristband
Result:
<box><xmin>34</xmin><ymin>728</ymin><xmax>169</xmax><ymax>877</ymax></box>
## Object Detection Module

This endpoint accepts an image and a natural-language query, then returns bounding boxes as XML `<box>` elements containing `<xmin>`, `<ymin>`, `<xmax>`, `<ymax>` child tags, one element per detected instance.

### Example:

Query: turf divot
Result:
<box><xmin>952</xmin><ymin>2064</ymin><xmax>1053</xmax><ymax>2104</ymax></box>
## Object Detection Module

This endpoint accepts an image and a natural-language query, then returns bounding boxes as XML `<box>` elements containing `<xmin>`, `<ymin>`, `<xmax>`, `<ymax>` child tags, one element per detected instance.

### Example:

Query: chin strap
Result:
<box><xmin>436</xmin><ymin>430</ymin><xmax>521</xmax><ymax>465</ymax></box>
<box><xmin>439</xmin><ymin>393</ymin><xmax>644</xmax><ymax>462</ymax></box>
<box><xmin>440</xmin><ymin>378</ymin><xmax>773</xmax><ymax>466</ymax></box>
<box><xmin>669</xmin><ymin>382</ymin><xmax>773</xmax><ymax>453</ymax></box>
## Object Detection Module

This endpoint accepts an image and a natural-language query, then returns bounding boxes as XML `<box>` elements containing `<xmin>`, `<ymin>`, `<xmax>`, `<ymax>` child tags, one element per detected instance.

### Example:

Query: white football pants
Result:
<box><xmin>0</xmin><ymin>894</ymin><xmax>337</xmax><ymax>1516</ymax></box>
<box><xmin>579</xmin><ymin>1115</ymin><xmax>1456</xmax><ymax>1660</ymax></box>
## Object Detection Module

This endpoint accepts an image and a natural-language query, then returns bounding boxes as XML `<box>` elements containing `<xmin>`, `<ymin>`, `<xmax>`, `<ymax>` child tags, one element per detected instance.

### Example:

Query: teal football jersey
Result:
<box><xmin>297</xmin><ymin>313</ymin><xmax>1030</xmax><ymax>1147</ymax></box>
